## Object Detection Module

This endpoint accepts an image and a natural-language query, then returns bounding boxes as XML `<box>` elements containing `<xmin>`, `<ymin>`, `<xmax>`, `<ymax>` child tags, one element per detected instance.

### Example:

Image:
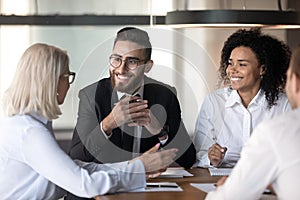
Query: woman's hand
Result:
<box><xmin>208</xmin><ymin>143</ymin><xmax>227</xmax><ymax>167</ymax></box>
<box><xmin>130</xmin><ymin>143</ymin><xmax>177</xmax><ymax>175</ymax></box>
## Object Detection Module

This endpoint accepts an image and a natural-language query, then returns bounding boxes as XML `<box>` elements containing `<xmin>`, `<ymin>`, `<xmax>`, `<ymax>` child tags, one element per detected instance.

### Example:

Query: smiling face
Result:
<box><xmin>226</xmin><ymin>46</ymin><xmax>264</xmax><ymax>95</ymax></box>
<box><xmin>110</xmin><ymin>40</ymin><xmax>152</xmax><ymax>94</ymax></box>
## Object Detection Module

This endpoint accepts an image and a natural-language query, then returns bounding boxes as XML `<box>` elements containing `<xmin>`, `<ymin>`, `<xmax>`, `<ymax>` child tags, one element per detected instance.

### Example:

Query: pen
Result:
<box><xmin>210</xmin><ymin>127</ymin><xmax>218</xmax><ymax>144</ymax></box>
<box><xmin>212</xmin><ymin>135</ymin><xmax>217</xmax><ymax>143</ymax></box>
<box><xmin>146</xmin><ymin>184</ymin><xmax>178</xmax><ymax>188</ymax></box>
<box><xmin>263</xmin><ymin>189</ymin><xmax>272</xmax><ymax>195</ymax></box>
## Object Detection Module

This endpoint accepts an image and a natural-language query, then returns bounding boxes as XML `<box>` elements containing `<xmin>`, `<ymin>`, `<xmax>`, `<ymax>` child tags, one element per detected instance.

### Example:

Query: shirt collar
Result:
<box><xmin>29</xmin><ymin>112</ymin><xmax>48</xmax><ymax>125</ymax></box>
<box><xmin>249</xmin><ymin>89</ymin><xmax>264</xmax><ymax>106</ymax></box>
<box><xmin>117</xmin><ymin>81</ymin><xmax>144</xmax><ymax>100</ymax></box>
<box><xmin>225</xmin><ymin>88</ymin><xmax>264</xmax><ymax>108</ymax></box>
<box><xmin>225</xmin><ymin>88</ymin><xmax>241</xmax><ymax>108</ymax></box>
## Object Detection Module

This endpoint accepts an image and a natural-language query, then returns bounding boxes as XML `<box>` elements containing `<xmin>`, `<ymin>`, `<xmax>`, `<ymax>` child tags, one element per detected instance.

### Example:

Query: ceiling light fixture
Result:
<box><xmin>166</xmin><ymin>0</ymin><xmax>300</xmax><ymax>29</ymax></box>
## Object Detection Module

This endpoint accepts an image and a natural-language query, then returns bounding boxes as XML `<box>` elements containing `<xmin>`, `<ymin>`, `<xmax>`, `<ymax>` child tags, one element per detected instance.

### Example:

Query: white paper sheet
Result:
<box><xmin>158</xmin><ymin>167</ymin><xmax>194</xmax><ymax>178</ymax></box>
<box><xmin>191</xmin><ymin>183</ymin><xmax>278</xmax><ymax>200</ymax></box>
<box><xmin>190</xmin><ymin>183</ymin><xmax>216</xmax><ymax>193</ymax></box>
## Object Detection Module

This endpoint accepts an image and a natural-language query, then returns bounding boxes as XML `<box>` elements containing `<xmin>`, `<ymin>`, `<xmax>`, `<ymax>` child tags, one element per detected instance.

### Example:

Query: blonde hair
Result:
<box><xmin>3</xmin><ymin>43</ymin><xmax>69</xmax><ymax>120</ymax></box>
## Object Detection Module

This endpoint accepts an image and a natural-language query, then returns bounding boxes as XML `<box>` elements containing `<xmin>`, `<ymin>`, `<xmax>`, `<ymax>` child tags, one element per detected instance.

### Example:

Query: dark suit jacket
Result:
<box><xmin>66</xmin><ymin>76</ymin><xmax>196</xmax><ymax>200</ymax></box>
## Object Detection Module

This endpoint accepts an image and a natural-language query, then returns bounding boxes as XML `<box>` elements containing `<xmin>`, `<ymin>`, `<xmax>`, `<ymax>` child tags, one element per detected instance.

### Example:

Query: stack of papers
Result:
<box><xmin>158</xmin><ymin>167</ymin><xmax>194</xmax><ymax>178</ymax></box>
<box><xmin>208</xmin><ymin>167</ymin><xmax>232</xmax><ymax>176</ymax></box>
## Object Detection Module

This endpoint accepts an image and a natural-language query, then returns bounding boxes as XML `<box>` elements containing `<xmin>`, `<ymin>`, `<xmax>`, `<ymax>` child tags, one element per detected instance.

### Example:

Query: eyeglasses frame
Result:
<box><xmin>62</xmin><ymin>71</ymin><xmax>76</xmax><ymax>84</ymax></box>
<box><xmin>109</xmin><ymin>55</ymin><xmax>148</xmax><ymax>70</ymax></box>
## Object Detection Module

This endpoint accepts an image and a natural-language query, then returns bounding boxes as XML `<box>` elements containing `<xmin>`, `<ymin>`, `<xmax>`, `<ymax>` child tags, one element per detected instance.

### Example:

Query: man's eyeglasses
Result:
<box><xmin>62</xmin><ymin>72</ymin><xmax>76</xmax><ymax>84</ymax></box>
<box><xmin>109</xmin><ymin>55</ymin><xmax>147</xmax><ymax>70</ymax></box>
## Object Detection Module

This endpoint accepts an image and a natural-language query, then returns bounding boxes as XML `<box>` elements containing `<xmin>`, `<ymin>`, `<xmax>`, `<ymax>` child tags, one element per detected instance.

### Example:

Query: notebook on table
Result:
<box><xmin>208</xmin><ymin>167</ymin><xmax>232</xmax><ymax>176</ymax></box>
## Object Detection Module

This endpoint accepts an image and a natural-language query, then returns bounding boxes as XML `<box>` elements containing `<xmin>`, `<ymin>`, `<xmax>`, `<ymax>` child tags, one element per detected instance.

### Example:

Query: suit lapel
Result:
<box><xmin>94</xmin><ymin>79</ymin><xmax>124</xmax><ymax>148</ymax></box>
<box><xmin>94</xmin><ymin>78</ymin><xmax>135</xmax><ymax>155</ymax></box>
<box><xmin>141</xmin><ymin>77</ymin><xmax>161</xmax><ymax>151</ymax></box>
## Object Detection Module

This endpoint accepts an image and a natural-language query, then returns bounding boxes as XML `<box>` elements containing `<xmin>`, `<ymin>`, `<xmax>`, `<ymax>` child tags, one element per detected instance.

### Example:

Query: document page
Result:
<box><xmin>191</xmin><ymin>183</ymin><xmax>277</xmax><ymax>199</ymax></box>
<box><xmin>190</xmin><ymin>183</ymin><xmax>216</xmax><ymax>193</ymax></box>
<box><xmin>159</xmin><ymin>167</ymin><xmax>194</xmax><ymax>178</ymax></box>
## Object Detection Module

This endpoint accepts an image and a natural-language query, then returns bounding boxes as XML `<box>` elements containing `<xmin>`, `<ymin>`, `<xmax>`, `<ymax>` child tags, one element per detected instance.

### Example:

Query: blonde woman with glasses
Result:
<box><xmin>0</xmin><ymin>43</ymin><xmax>177</xmax><ymax>199</ymax></box>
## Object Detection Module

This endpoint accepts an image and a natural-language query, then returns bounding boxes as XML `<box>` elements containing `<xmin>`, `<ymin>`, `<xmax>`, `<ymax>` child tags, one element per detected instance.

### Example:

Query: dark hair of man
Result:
<box><xmin>219</xmin><ymin>28</ymin><xmax>291</xmax><ymax>108</ymax></box>
<box><xmin>113</xmin><ymin>27</ymin><xmax>152</xmax><ymax>60</ymax></box>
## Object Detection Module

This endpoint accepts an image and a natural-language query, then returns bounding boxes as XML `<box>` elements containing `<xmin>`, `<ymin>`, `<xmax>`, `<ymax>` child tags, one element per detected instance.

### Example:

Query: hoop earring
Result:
<box><xmin>260</xmin><ymin>75</ymin><xmax>263</xmax><ymax>80</ymax></box>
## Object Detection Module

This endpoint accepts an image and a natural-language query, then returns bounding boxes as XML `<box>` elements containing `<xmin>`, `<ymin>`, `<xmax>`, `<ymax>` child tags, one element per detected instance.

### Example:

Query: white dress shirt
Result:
<box><xmin>206</xmin><ymin>108</ymin><xmax>300</xmax><ymax>200</ymax></box>
<box><xmin>0</xmin><ymin>113</ymin><xmax>146</xmax><ymax>199</ymax></box>
<box><xmin>193</xmin><ymin>87</ymin><xmax>291</xmax><ymax>167</ymax></box>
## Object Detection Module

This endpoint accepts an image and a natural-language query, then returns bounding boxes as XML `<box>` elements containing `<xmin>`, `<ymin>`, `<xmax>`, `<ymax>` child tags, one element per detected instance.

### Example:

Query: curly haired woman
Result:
<box><xmin>193</xmin><ymin>29</ymin><xmax>291</xmax><ymax>167</ymax></box>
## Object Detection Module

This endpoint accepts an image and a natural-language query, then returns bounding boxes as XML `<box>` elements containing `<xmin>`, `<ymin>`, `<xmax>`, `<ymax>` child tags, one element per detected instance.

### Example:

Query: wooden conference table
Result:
<box><xmin>98</xmin><ymin>168</ymin><xmax>220</xmax><ymax>200</ymax></box>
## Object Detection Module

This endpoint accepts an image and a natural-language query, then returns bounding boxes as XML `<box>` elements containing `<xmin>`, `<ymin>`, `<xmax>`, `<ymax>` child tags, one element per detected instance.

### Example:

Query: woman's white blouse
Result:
<box><xmin>193</xmin><ymin>87</ymin><xmax>291</xmax><ymax>167</ymax></box>
<box><xmin>0</xmin><ymin>114</ymin><xmax>146</xmax><ymax>199</ymax></box>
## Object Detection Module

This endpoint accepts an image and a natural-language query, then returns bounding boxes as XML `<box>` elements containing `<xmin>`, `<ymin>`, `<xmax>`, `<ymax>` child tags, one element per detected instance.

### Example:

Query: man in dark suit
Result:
<box><xmin>67</xmin><ymin>27</ymin><xmax>196</xmax><ymax>200</ymax></box>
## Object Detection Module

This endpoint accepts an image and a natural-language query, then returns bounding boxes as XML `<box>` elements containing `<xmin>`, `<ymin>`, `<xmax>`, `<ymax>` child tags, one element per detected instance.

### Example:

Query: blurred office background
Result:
<box><xmin>0</xmin><ymin>0</ymin><xmax>299</xmax><ymax>152</ymax></box>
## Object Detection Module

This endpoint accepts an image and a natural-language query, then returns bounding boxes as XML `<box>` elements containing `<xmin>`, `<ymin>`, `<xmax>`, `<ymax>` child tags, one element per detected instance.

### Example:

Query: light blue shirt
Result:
<box><xmin>0</xmin><ymin>113</ymin><xmax>146</xmax><ymax>199</ymax></box>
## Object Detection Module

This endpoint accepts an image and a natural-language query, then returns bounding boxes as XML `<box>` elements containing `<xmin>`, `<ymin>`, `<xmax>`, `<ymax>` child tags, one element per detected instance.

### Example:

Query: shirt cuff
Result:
<box><xmin>196</xmin><ymin>152</ymin><xmax>212</xmax><ymax>168</ymax></box>
<box><xmin>117</xmin><ymin>159</ymin><xmax>146</xmax><ymax>192</ymax></box>
<box><xmin>100</xmin><ymin>121</ymin><xmax>112</xmax><ymax>139</ymax></box>
<box><xmin>159</xmin><ymin>135</ymin><xmax>169</xmax><ymax>145</ymax></box>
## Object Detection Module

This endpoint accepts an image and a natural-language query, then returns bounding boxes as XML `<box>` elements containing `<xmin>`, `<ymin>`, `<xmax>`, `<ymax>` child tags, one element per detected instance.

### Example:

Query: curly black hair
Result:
<box><xmin>219</xmin><ymin>28</ymin><xmax>291</xmax><ymax>108</ymax></box>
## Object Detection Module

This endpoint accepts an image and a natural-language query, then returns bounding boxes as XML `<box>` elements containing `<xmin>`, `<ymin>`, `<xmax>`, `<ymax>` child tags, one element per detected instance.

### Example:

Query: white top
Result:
<box><xmin>193</xmin><ymin>87</ymin><xmax>290</xmax><ymax>167</ymax></box>
<box><xmin>0</xmin><ymin>113</ymin><xmax>146</xmax><ymax>199</ymax></box>
<box><xmin>206</xmin><ymin>108</ymin><xmax>300</xmax><ymax>200</ymax></box>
